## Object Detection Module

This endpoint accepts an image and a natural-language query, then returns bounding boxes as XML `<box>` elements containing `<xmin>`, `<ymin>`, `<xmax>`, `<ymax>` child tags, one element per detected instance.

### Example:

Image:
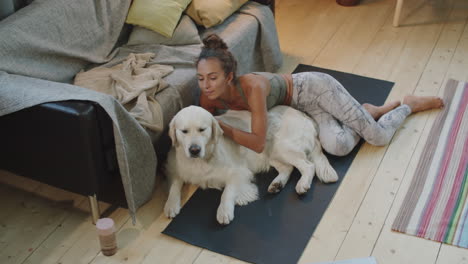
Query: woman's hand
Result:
<box><xmin>216</xmin><ymin>118</ymin><xmax>265</xmax><ymax>153</ymax></box>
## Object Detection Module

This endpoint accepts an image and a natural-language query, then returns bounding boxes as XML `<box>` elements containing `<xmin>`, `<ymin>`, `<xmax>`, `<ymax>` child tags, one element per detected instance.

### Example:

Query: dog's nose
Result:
<box><xmin>189</xmin><ymin>144</ymin><xmax>201</xmax><ymax>156</ymax></box>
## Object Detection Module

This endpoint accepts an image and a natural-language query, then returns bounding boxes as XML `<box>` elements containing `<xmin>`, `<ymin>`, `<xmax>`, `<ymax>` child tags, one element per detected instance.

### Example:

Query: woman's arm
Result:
<box><xmin>219</xmin><ymin>77</ymin><xmax>268</xmax><ymax>153</ymax></box>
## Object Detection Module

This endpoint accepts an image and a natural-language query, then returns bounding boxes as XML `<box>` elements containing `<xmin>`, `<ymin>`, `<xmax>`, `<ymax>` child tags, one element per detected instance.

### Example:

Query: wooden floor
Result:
<box><xmin>2</xmin><ymin>0</ymin><xmax>468</xmax><ymax>263</ymax></box>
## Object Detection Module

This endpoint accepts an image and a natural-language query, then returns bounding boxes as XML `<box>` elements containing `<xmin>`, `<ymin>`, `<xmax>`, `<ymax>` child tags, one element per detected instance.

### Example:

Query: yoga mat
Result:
<box><xmin>162</xmin><ymin>64</ymin><xmax>394</xmax><ymax>264</ymax></box>
<box><xmin>392</xmin><ymin>79</ymin><xmax>468</xmax><ymax>248</ymax></box>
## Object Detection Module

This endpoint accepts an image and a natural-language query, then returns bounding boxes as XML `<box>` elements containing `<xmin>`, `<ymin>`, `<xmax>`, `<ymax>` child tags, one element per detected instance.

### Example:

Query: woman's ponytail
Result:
<box><xmin>202</xmin><ymin>34</ymin><xmax>228</xmax><ymax>50</ymax></box>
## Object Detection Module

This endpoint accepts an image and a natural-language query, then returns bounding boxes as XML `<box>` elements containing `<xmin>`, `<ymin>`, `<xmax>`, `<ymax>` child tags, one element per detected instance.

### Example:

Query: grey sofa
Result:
<box><xmin>0</xmin><ymin>0</ymin><xmax>282</xmax><ymax>222</ymax></box>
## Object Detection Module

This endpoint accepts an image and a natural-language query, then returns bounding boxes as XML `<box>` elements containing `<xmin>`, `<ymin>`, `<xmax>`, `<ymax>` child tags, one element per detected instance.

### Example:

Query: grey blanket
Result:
<box><xmin>0</xmin><ymin>0</ymin><xmax>282</xmax><ymax>220</ymax></box>
<box><xmin>0</xmin><ymin>0</ymin><xmax>151</xmax><ymax>221</ymax></box>
<box><xmin>0</xmin><ymin>72</ymin><xmax>156</xmax><ymax>222</ymax></box>
<box><xmin>239</xmin><ymin>1</ymin><xmax>283</xmax><ymax>73</ymax></box>
<box><xmin>202</xmin><ymin>1</ymin><xmax>283</xmax><ymax>75</ymax></box>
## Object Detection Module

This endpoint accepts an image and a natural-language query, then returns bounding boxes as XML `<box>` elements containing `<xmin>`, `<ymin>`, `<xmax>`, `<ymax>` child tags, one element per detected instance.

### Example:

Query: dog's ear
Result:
<box><xmin>169</xmin><ymin>117</ymin><xmax>178</xmax><ymax>147</ymax></box>
<box><xmin>211</xmin><ymin>115</ymin><xmax>224</xmax><ymax>144</ymax></box>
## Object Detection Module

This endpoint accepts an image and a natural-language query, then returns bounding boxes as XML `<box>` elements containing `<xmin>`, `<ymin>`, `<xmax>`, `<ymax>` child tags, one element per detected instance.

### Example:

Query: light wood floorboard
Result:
<box><xmin>1</xmin><ymin>0</ymin><xmax>468</xmax><ymax>263</ymax></box>
<box><xmin>336</xmin><ymin>6</ymin><xmax>468</xmax><ymax>262</ymax></box>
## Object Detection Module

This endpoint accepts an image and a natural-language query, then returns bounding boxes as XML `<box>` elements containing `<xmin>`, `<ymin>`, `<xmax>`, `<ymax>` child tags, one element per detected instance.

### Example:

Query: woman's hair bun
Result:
<box><xmin>202</xmin><ymin>34</ymin><xmax>228</xmax><ymax>50</ymax></box>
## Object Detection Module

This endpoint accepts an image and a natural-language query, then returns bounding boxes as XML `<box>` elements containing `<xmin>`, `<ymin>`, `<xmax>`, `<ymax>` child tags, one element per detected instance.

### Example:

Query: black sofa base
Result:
<box><xmin>0</xmin><ymin>101</ymin><xmax>127</xmax><ymax>209</ymax></box>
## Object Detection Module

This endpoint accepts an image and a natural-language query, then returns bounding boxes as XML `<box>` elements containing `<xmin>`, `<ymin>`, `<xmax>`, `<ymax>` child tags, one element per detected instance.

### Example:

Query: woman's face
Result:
<box><xmin>197</xmin><ymin>58</ymin><xmax>233</xmax><ymax>100</ymax></box>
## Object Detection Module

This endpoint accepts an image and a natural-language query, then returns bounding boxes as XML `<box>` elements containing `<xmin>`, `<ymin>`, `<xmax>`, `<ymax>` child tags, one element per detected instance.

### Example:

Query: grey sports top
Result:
<box><xmin>251</xmin><ymin>72</ymin><xmax>289</xmax><ymax>109</ymax></box>
<box><xmin>218</xmin><ymin>72</ymin><xmax>290</xmax><ymax>109</ymax></box>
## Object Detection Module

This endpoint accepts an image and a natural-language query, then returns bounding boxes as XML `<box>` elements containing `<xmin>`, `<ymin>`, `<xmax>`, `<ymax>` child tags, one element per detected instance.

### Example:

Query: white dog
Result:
<box><xmin>164</xmin><ymin>105</ymin><xmax>338</xmax><ymax>225</ymax></box>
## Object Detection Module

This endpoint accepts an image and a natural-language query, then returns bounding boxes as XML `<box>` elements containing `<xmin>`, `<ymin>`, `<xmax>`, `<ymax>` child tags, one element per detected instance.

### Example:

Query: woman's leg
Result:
<box><xmin>291</xmin><ymin>72</ymin><xmax>412</xmax><ymax>155</ymax></box>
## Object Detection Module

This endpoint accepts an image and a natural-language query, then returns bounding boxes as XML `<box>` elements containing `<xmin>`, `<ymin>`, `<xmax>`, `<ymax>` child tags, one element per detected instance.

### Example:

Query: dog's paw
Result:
<box><xmin>236</xmin><ymin>183</ymin><xmax>259</xmax><ymax>205</ymax></box>
<box><xmin>164</xmin><ymin>202</ymin><xmax>181</xmax><ymax>219</ymax></box>
<box><xmin>295</xmin><ymin>177</ymin><xmax>311</xmax><ymax>195</ymax></box>
<box><xmin>319</xmin><ymin>169</ymin><xmax>339</xmax><ymax>183</ymax></box>
<box><xmin>216</xmin><ymin>205</ymin><xmax>234</xmax><ymax>225</ymax></box>
<box><xmin>316</xmin><ymin>161</ymin><xmax>339</xmax><ymax>183</ymax></box>
<box><xmin>321</xmin><ymin>173</ymin><xmax>338</xmax><ymax>183</ymax></box>
<box><xmin>268</xmin><ymin>181</ymin><xmax>284</xmax><ymax>193</ymax></box>
<box><xmin>268</xmin><ymin>172</ymin><xmax>290</xmax><ymax>194</ymax></box>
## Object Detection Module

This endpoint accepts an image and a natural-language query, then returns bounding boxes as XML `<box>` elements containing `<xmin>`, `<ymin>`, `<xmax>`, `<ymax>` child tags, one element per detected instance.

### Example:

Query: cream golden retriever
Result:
<box><xmin>164</xmin><ymin>105</ymin><xmax>338</xmax><ymax>225</ymax></box>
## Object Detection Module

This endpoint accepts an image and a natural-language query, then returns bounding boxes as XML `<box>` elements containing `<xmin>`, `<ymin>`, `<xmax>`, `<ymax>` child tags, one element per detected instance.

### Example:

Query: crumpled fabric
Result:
<box><xmin>74</xmin><ymin>52</ymin><xmax>174</xmax><ymax>133</ymax></box>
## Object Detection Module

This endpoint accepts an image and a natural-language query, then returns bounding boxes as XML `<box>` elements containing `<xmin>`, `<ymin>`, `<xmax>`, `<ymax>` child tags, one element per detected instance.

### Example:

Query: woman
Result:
<box><xmin>197</xmin><ymin>34</ymin><xmax>444</xmax><ymax>156</ymax></box>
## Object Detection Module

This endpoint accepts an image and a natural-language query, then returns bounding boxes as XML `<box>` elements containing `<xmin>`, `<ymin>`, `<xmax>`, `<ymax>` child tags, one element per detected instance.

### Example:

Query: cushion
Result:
<box><xmin>186</xmin><ymin>0</ymin><xmax>248</xmax><ymax>28</ymax></box>
<box><xmin>127</xmin><ymin>15</ymin><xmax>201</xmax><ymax>46</ymax></box>
<box><xmin>126</xmin><ymin>0</ymin><xmax>192</xmax><ymax>38</ymax></box>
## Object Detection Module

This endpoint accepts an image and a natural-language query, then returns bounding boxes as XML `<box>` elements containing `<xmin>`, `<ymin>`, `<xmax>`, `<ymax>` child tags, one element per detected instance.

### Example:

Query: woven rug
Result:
<box><xmin>392</xmin><ymin>79</ymin><xmax>468</xmax><ymax>247</ymax></box>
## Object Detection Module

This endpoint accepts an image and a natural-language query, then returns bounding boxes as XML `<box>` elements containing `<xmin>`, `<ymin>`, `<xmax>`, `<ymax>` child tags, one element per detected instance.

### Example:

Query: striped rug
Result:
<box><xmin>392</xmin><ymin>79</ymin><xmax>468</xmax><ymax>247</ymax></box>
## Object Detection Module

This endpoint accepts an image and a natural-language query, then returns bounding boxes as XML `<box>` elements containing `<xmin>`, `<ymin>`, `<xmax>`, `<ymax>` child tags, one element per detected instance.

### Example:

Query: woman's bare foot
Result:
<box><xmin>402</xmin><ymin>95</ymin><xmax>444</xmax><ymax>113</ymax></box>
<box><xmin>363</xmin><ymin>100</ymin><xmax>401</xmax><ymax>120</ymax></box>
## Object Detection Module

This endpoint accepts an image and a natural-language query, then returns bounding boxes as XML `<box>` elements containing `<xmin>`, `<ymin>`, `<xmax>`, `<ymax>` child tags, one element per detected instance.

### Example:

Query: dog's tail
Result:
<box><xmin>236</xmin><ymin>182</ymin><xmax>259</xmax><ymax>206</ymax></box>
<box><xmin>312</xmin><ymin>139</ymin><xmax>339</xmax><ymax>183</ymax></box>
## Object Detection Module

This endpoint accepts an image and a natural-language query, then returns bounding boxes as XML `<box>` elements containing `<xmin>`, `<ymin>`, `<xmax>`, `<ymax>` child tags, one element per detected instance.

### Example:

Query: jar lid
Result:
<box><xmin>96</xmin><ymin>218</ymin><xmax>115</xmax><ymax>236</ymax></box>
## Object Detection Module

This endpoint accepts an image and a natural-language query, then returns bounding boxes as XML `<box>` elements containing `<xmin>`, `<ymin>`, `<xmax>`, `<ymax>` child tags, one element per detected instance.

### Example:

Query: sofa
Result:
<box><xmin>0</xmin><ymin>0</ymin><xmax>281</xmax><ymax>223</ymax></box>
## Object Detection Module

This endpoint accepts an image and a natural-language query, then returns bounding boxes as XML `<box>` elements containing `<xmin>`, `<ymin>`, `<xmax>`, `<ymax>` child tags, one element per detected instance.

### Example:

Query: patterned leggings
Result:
<box><xmin>291</xmin><ymin>72</ymin><xmax>411</xmax><ymax>156</ymax></box>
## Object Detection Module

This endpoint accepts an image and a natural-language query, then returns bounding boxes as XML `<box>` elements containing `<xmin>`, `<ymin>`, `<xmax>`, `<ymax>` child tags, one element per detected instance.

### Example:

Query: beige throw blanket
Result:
<box><xmin>74</xmin><ymin>53</ymin><xmax>174</xmax><ymax>134</ymax></box>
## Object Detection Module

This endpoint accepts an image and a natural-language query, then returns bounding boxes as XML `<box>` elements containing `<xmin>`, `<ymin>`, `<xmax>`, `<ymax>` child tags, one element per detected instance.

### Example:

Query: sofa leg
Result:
<box><xmin>393</xmin><ymin>0</ymin><xmax>404</xmax><ymax>27</ymax></box>
<box><xmin>88</xmin><ymin>194</ymin><xmax>100</xmax><ymax>224</ymax></box>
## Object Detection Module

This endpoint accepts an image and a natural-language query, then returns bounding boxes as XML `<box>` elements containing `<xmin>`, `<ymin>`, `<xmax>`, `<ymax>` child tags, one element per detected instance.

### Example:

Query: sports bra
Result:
<box><xmin>217</xmin><ymin>72</ymin><xmax>292</xmax><ymax>112</ymax></box>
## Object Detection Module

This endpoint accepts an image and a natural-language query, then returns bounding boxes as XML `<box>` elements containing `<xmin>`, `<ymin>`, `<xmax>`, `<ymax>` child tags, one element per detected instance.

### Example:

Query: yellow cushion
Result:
<box><xmin>126</xmin><ymin>0</ymin><xmax>192</xmax><ymax>38</ymax></box>
<box><xmin>186</xmin><ymin>0</ymin><xmax>248</xmax><ymax>28</ymax></box>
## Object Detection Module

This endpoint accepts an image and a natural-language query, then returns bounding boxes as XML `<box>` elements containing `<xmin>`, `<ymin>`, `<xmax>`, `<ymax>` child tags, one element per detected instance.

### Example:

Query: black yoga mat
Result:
<box><xmin>162</xmin><ymin>64</ymin><xmax>394</xmax><ymax>264</ymax></box>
